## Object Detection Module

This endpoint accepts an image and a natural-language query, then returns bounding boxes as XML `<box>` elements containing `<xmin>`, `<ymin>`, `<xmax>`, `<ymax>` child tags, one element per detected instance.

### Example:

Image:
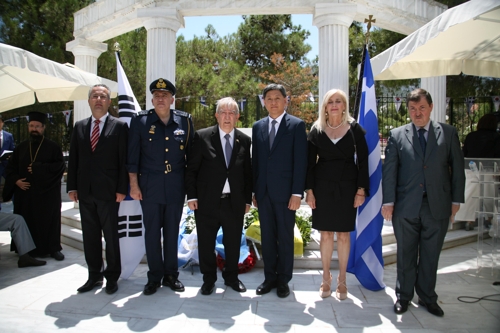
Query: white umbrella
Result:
<box><xmin>371</xmin><ymin>0</ymin><xmax>500</xmax><ymax>80</ymax></box>
<box><xmin>0</xmin><ymin>43</ymin><xmax>117</xmax><ymax>112</ymax></box>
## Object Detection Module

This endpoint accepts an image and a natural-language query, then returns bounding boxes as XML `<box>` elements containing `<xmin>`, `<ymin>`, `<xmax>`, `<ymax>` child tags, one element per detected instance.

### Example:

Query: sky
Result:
<box><xmin>176</xmin><ymin>14</ymin><xmax>319</xmax><ymax>60</ymax></box>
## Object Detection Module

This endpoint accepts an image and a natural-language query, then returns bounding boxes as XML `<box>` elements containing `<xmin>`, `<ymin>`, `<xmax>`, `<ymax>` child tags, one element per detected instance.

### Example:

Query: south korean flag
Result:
<box><xmin>116</xmin><ymin>51</ymin><xmax>145</xmax><ymax>279</ymax></box>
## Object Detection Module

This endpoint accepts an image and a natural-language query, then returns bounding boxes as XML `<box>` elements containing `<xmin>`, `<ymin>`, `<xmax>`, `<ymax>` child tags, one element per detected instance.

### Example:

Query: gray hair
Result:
<box><xmin>216</xmin><ymin>97</ymin><xmax>240</xmax><ymax>114</ymax></box>
<box><xmin>88</xmin><ymin>84</ymin><xmax>111</xmax><ymax>99</ymax></box>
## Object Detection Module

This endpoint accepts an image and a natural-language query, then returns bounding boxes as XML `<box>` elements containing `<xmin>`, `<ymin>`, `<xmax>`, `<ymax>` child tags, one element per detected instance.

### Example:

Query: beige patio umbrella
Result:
<box><xmin>371</xmin><ymin>0</ymin><xmax>500</xmax><ymax>80</ymax></box>
<box><xmin>0</xmin><ymin>43</ymin><xmax>117</xmax><ymax>112</ymax></box>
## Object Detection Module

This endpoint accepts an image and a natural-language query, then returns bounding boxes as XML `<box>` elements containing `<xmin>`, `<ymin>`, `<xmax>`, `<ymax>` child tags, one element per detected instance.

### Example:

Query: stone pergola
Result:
<box><xmin>67</xmin><ymin>0</ymin><xmax>447</xmax><ymax>123</ymax></box>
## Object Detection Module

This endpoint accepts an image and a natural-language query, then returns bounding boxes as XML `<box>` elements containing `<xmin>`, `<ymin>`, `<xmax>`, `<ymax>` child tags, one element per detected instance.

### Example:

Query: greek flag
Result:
<box><xmin>115</xmin><ymin>52</ymin><xmax>146</xmax><ymax>279</ymax></box>
<box><xmin>200</xmin><ymin>96</ymin><xmax>208</xmax><ymax>107</ymax></box>
<box><xmin>347</xmin><ymin>48</ymin><xmax>385</xmax><ymax>291</ymax></box>
<box><xmin>239</xmin><ymin>98</ymin><xmax>247</xmax><ymax>111</ymax></box>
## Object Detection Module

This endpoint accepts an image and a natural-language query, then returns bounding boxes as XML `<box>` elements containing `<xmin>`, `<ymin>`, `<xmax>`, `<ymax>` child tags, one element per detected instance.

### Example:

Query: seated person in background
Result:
<box><xmin>458</xmin><ymin>113</ymin><xmax>500</xmax><ymax>230</ymax></box>
<box><xmin>0</xmin><ymin>212</ymin><xmax>47</xmax><ymax>268</ymax></box>
<box><xmin>463</xmin><ymin>113</ymin><xmax>500</xmax><ymax>158</ymax></box>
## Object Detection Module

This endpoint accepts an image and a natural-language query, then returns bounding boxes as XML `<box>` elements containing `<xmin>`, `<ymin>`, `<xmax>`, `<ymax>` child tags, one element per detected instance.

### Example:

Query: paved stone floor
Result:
<box><xmin>1</xmin><ymin>198</ymin><xmax>500</xmax><ymax>332</ymax></box>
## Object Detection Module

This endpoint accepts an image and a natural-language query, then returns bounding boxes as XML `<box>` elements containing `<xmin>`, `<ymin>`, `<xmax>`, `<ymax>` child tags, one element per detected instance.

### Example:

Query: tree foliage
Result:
<box><xmin>97</xmin><ymin>28</ymin><xmax>148</xmax><ymax>109</ymax></box>
<box><xmin>0</xmin><ymin>0</ymin><xmax>93</xmax><ymax>63</ymax></box>
<box><xmin>237</xmin><ymin>15</ymin><xmax>311</xmax><ymax>75</ymax></box>
<box><xmin>259</xmin><ymin>53</ymin><xmax>317</xmax><ymax>128</ymax></box>
<box><xmin>176</xmin><ymin>26</ymin><xmax>257</xmax><ymax>101</ymax></box>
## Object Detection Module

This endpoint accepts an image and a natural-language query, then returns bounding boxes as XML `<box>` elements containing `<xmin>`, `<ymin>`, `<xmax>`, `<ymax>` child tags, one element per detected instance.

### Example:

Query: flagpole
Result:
<box><xmin>353</xmin><ymin>15</ymin><xmax>376</xmax><ymax>120</ymax></box>
<box><xmin>353</xmin><ymin>46</ymin><xmax>366</xmax><ymax>120</ymax></box>
<box><xmin>114</xmin><ymin>42</ymin><xmax>123</xmax><ymax>66</ymax></box>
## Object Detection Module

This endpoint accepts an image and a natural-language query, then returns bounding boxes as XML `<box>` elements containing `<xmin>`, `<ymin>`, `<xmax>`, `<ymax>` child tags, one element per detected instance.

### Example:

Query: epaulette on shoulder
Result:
<box><xmin>136</xmin><ymin>110</ymin><xmax>151</xmax><ymax>116</ymax></box>
<box><xmin>173</xmin><ymin>110</ymin><xmax>191</xmax><ymax>118</ymax></box>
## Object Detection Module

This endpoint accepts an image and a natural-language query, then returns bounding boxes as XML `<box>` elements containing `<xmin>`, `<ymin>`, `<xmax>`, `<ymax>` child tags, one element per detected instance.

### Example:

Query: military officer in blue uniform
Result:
<box><xmin>127</xmin><ymin>78</ymin><xmax>194</xmax><ymax>295</ymax></box>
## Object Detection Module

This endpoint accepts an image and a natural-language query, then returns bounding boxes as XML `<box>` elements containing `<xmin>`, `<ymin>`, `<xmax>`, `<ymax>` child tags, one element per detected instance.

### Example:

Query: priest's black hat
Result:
<box><xmin>27</xmin><ymin>112</ymin><xmax>47</xmax><ymax>124</ymax></box>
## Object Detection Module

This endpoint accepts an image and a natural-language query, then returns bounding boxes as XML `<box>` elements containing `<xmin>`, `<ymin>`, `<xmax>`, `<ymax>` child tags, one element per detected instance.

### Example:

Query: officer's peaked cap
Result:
<box><xmin>150</xmin><ymin>78</ymin><xmax>176</xmax><ymax>96</ymax></box>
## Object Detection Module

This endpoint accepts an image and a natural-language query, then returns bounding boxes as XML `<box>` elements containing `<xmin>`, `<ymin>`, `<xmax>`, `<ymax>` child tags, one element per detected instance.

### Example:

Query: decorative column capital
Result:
<box><xmin>138</xmin><ymin>8</ymin><xmax>185</xmax><ymax>32</ymax></box>
<box><xmin>66</xmin><ymin>38</ymin><xmax>107</xmax><ymax>58</ymax></box>
<box><xmin>313</xmin><ymin>3</ymin><xmax>357</xmax><ymax>28</ymax></box>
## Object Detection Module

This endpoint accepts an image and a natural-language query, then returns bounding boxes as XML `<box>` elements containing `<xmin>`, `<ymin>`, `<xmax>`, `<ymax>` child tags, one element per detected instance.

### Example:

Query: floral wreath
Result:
<box><xmin>216</xmin><ymin>247</ymin><xmax>257</xmax><ymax>274</ymax></box>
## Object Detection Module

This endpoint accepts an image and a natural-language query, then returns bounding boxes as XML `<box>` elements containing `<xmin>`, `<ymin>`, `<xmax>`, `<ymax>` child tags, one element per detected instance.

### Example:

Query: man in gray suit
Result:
<box><xmin>0</xmin><ymin>212</ymin><xmax>46</xmax><ymax>267</ymax></box>
<box><xmin>382</xmin><ymin>88</ymin><xmax>465</xmax><ymax>317</ymax></box>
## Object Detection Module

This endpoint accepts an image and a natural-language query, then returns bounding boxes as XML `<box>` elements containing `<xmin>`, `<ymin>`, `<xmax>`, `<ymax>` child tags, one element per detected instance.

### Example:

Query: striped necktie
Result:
<box><xmin>91</xmin><ymin>119</ymin><xmax>100</xmax><ymax>152</ymax></box>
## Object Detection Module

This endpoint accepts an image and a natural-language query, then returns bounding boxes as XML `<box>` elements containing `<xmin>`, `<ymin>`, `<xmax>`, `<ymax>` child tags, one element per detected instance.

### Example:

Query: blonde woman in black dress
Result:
<box><xmin>305</xmin><ymin>89</ymin><xmax>369</xmax><ymax>300</ymax></box>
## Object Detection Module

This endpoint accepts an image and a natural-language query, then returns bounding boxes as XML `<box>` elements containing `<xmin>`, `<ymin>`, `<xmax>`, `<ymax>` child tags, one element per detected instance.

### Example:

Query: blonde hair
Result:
<box><xmin>312</xmin><ymin>89</ymin><xmax>354</xmax><ymax>132</ymax></box>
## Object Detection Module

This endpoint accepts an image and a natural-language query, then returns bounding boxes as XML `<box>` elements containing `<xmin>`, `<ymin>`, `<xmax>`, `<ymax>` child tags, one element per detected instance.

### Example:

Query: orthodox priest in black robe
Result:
<box><xmin>4</xmin><ymin>112</ymin><xmax>65</xmax><ymax>260</ymax></box>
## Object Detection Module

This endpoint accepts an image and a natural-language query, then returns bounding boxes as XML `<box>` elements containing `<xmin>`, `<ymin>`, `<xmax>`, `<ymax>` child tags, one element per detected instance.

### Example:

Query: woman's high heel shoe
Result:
<box><xmin>319</xmin><ymin>273</ymin><xmax>333</xmax><ymax>298</ymax></box>
<box><xmin>336</xmin><ymin>277</ymin><xmax>348</xmax><ymax>300</ymax></box>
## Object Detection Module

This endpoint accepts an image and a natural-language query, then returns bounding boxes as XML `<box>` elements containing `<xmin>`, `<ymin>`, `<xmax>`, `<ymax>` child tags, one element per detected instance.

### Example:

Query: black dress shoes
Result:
<box><xmin>18</xmin><ymin>254</ymin><xmax>46</xmax><ymax>268</ymax></box>
<box><xmin>418</xmin><ymin>299</ymin><xmax>444</xmax><ymax>317</ymax></box>
<box><xmin>50</xmin><ymin>251</ymin><xmax>65</xmax><ymax>261</ymax></box>
<box><xmin>256</xmin><ymin>280</ymin><xmax>277</xmax><ymax>295</ymax></box>
<box><xmin>105</xmin><ymin>281</ymin><xmax>118</xmax><ymax>295</ymax></box>
<box><xmin>201</xmin><ymin>282</ymin><xmax>215</xmax><ymax>295</ymax></box>
<box><xmin>277</xmin><ymin>281</ymin><xmax>290</xmax><ymax>298</ymax></box>
<box><xmin>225</xmin><ymin>279</ymin><xmax>247</xmax><ymax>293</ymax></box>
<box><xmin>143</xmin><ymin>281</ymin><xmax>161</xmax><ymax>295</ymax></box>
<box><xmin>162</xmin><ymin>275</ymin><xmax>185</xmax><ymax>292</ymax></box>
<box><xmin>394</xmin><ymin>300</ymin><xmax>409</xmax><ymax>314</ymax></box>
<box><xmin>77</xmin><ymin>279</ymin><xmax>103</xmax><ymax>293</ymax></box>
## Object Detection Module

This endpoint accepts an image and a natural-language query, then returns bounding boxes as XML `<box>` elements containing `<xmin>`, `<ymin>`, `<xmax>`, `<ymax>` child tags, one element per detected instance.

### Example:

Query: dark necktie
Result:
<box><xmin>418</xmin><ymin>127</ymin><xmax>427</xmax><ymax>193</ymax></box>
<box><xmin>224</xmin><ymin>133</ymin><xmax>232</xmax><ymax>167</ymax></box>
<box><xmin>418</xmin><ymin>128</ymin><xmax>427</xmax><ymax>155</ymax></box>
<box><xmin>269</xmin><ymin>119</ymin><xmax>277</xmax><ymax>148</ymax></box>
<box><xmin>91</xmin><ymin>119</ymin><xmax>100</xmax><ymax>152</ymax></box>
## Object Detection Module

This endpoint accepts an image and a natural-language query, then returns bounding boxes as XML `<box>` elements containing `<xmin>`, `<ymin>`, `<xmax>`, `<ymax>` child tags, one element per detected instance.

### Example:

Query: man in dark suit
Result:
<box><xmin>185</xmin><ymin>97</ymin><xmax>252</xmax><ymax>295</ymax></box>
<box><xmin>382</xmin><ymin>88</ymin><xmax>465</xmax><ymax>317</ymax></box>
<box><xmin>67</xmin><ymin>84</ymin><xmax>129</xmax><ymax>295</ymax></box>
<box><xmin>252</xmin><ymin>84</ymin><xmax>308</xmax><ymax>298</ymax></box>
<box><xmin>0</xmin><ymin>114</ymin><xmax>15</xmax><ymax>209</ymax></box>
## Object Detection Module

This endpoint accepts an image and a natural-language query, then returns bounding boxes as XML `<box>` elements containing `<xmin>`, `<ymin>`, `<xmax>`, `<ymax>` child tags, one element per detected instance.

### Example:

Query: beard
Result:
<box><xmin>30</xmin><ymin>131</ymin><xmax>42</xmax><ymax>141</ymax></box>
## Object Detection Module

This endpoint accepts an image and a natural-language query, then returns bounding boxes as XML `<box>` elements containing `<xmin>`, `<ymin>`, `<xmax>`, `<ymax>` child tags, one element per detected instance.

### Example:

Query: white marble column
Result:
<box><xmin>421</xmin><ymin>76</ymin><xmax>447</xmax><ymax>123</ymax></box>
<box><xmin>313</xmin><ymin>3</ymin><xmax>357</xmax><ymax>104</ymax></box>
<box><xmin>139</xmin><ymin>8</ymin><xmax>184</xmax><ymax>109</ymax></box>
<box><xmin>66</xmin><ymin>38</ymin><xmax>107</xmax><ymax>123</ymax></box>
